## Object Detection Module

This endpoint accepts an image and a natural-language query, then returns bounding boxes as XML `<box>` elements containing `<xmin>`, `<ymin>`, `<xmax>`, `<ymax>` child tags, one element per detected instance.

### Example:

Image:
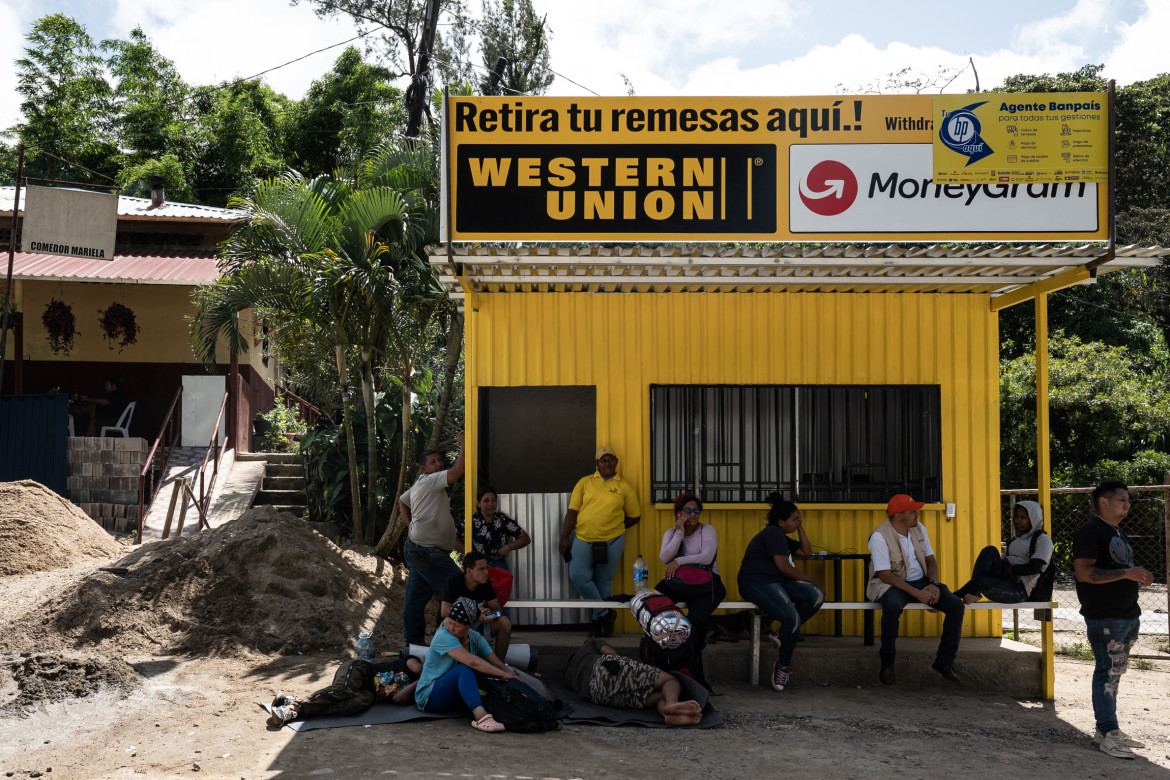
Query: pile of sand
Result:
<box><xmin>0</xmin><ymin>481</ymin><xmax>124</xmax><ymax>576</ymax></box>
<box><xmin>5</xmin><ymin>506</ymin><xmax>408</xmax><ymax>658</ymax></box>
<box><xmin>0</xmin><ymin>650</ymin><xmax>141</xmax><ymax>716</ymax></box>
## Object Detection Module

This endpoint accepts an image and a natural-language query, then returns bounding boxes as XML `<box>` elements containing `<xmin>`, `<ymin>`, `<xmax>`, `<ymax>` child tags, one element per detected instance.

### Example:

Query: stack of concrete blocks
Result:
<box><xmin>66</xmin><ymin>436</ymin><xmax>149</xmax><ymax>533</ymax></box>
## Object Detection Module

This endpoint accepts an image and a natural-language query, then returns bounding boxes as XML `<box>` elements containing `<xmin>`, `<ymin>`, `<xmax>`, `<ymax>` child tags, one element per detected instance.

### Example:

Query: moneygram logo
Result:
<box><xmin>798</xmin><ymin>160</ymin><xmax>857</xmax><ymax>216</ymax></box>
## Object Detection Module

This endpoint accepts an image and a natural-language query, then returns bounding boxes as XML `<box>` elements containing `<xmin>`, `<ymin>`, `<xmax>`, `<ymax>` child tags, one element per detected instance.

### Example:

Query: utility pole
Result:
<box><xmin>404</xmin><ymin>0</ymin><xmax>442</xmax><ymax>138</ymax></box>
<box><xmin>486</xmin><ymin>57</ymin><xmax>507</xmax><ymax>95</ymax></box>
<box><xmin>0</xmin><ymin>144</ymin><xmax>25</xmax><ymax>394</ymax></box>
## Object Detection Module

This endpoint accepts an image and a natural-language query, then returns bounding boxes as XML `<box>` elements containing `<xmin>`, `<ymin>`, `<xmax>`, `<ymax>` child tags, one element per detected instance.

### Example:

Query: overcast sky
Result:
<box><xmin>1</xmin><ymin>0</ymin><xmax>1166</xmax><ymax>133</ymax></box>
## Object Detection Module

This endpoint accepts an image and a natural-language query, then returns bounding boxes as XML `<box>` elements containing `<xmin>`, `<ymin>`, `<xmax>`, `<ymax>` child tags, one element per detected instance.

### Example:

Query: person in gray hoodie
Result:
<box><xmin>955</xmin><ymin>500</ymin><xmax>1053</xmax><ymax>604</ymax></box>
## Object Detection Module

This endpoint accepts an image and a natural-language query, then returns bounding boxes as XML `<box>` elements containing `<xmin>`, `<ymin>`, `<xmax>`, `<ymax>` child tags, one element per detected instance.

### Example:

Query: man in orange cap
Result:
<box><xmin>866</xmin><ymin>494</ymin><xmax>965</xmax><ymax>685</ymax></box>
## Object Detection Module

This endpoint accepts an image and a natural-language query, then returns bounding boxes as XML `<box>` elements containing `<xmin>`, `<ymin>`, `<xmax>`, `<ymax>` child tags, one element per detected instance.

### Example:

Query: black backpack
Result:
<box><xmin>1027</xmin><ymin>531</ymin><xmax>1057</xmax><ymax>602</ymax></box>
<box><xmin>481</xmin><ymin>676</ymin><xmax>562</xmax><ymax>733</ymax></box>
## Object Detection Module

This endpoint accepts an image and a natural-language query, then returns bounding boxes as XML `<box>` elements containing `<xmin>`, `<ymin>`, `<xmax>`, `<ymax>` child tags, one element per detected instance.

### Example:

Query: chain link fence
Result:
<box><xmin>1001</xmin><ymin>486</ymin><xmax>1170</xmax><ymax>659</ymax></box>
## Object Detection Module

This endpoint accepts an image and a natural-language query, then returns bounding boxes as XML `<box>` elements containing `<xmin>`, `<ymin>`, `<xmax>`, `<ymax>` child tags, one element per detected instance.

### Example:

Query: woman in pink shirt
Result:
<box><xmin>654</xmin><ymin>493</ymin><xmax>725</xmax><ymax>684</ymax></box>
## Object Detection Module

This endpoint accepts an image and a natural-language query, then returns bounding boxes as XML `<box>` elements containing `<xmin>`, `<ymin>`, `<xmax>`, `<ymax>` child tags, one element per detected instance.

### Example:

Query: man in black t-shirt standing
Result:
<box><xmin>441</xmin><ymin>551</ymin><xmax>511</xmax><ymax>661</ymax></box>
<box><xmin>1073</xmin><ymin>480</ymin><xmax>1155</xmax><ymax>760</ymax></box>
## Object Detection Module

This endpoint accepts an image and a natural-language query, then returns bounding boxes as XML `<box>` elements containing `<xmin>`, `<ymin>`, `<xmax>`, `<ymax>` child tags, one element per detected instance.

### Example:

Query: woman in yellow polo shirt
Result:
<box><xmin>559</xmin><ymin>446</ymin><xmax>642</xmax><ymax>636</ymax></box>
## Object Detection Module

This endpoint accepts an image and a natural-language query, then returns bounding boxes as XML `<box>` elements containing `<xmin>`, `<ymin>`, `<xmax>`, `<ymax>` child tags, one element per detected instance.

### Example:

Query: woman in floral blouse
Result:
<box><xmin>459</xmin><ymin>486</ymin><xmax>532</xmax><ymax>572</ymax></box>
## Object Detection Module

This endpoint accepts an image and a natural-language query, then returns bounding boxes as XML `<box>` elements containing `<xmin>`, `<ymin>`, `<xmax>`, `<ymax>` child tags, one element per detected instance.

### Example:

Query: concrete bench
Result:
<box><xmin>507</xmin><ymin>598</ymin><xmax>1057</xmax><ymax>686</ymax></box>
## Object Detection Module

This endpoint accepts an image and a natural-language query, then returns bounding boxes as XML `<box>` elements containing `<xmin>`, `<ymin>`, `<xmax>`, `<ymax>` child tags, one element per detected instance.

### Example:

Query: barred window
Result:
<box><xmin>649</xmin><ymin>385</ymin><xmax>942</xmax><ymax>504</ymax></box>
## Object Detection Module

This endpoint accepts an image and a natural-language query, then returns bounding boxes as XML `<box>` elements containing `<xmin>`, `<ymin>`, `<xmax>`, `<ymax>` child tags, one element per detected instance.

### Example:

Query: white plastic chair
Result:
<box><xmin>101</xmin><ymin>401</ymin><xmax>136</xmax><ymax>438</ymax></box>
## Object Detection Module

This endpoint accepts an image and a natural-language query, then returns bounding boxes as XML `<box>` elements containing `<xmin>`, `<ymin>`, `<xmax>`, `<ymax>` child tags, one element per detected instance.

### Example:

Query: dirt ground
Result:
<box><xmin>2</xmin><ymin>505</ymin><xmax>1169</xmax><ymax>780</ymax></box>
<box><xmin>1</xmin><ymin>647</ymin><xmax>1168</xmax><ymax>780</ymax></box>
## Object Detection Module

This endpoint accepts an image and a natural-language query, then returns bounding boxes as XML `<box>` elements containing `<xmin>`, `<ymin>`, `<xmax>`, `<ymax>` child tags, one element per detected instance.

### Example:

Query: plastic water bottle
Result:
<box><xmin>633</xmin><ymin>554</ymin><xmax>649</xmax><ymax>592</ymax></box>
<box><xmin>354</xmin><ymin>630</ymin><xmax>374</xmax><ymax>662</ymax></box>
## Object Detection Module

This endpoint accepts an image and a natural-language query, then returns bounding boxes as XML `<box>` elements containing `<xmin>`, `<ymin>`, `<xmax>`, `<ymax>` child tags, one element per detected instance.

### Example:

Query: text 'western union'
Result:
<box><xmin>467</xmin><ymin>156</ymin><xmax>725</xmax><ymax>221</ymax></box>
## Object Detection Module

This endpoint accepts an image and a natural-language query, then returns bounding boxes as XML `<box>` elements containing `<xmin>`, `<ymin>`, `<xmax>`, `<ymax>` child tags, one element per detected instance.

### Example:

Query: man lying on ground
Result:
<box><xmin>267</xmin><ymin>654</ymin><xmax>422</xmax><ymax>727</ymax></box>
<box><xmin>562</xmin><ymin>638</ymin><xmax>703</xmax><ymax>726</ymax></box>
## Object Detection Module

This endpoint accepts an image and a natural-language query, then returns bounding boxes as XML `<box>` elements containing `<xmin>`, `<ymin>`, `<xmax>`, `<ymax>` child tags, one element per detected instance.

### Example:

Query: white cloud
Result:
<box><xmin>541</xmin><ymin>0</ymin><xmax>802</xmax><ymax>95</ymax></box>
<box><xmin>1012</xmin><ymin>0</ymin><xmax>1114</xmax><ymax>59</ymax></box>
<box><xmin>110</xmin><ymin>0</ymin><xmax>363</xmax><ymax>96</ymax></box>
<box><xmin>1107</xmin><ymin>0</ymin><xmax>1170</xmax><ymax>85</ymax></box>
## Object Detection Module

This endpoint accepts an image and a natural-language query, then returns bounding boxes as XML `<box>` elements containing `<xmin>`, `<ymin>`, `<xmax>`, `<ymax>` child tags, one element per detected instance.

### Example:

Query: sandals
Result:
<box><xmin>471</xmin><ymin>714</ymin><xmax>505</xmax><ymax>732</ymax></box>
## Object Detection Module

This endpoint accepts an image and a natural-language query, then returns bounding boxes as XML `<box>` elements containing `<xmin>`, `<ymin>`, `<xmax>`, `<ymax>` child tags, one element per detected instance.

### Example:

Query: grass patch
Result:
<box><xmin>1004</xmin><ymin>630</ymin><xmax>1041</xmax><ymax>647</ymax></box>
<box><xmin>1132</xmin><ymin>658</ymin><xmax>1157</xmax><ymax>671</ymax></box>
<box><xmin>1056</xmin><ymin>641</ymin><xmax>1095</xmax><ymax>661</ymax></box>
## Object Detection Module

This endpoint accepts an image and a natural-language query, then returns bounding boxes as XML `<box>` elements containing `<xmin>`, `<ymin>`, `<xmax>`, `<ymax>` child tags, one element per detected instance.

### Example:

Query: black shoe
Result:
<box><xmin>600</xmin><ymin>609</ymin><xmax>617</xmax><ymax>638</ymax></box>
<box><xmin>879</xmin><ymin>665</ymin><xmax>895</xmax><ymax>685</ymax></box>
<box><xmin>931</xmin><ymin>661</ymin><xmax>960</xmax><ymax>683</ymax></box>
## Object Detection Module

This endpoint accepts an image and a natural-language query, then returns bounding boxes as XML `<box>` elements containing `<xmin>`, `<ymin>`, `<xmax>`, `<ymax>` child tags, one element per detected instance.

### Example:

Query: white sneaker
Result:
<box><xmin>1093</xmin><ymin>728</ymin><xmax>1144</xmax><ymax>749</ymax></box>
<box><xmin>268</xmin><ymin>704</ymin><xmax>298</xmax><ymax>727</ymax></box>
<box><xmin>771</xmin><ymin>662</ymin><xmax>791</xmax><ymax>692</ymax></box>
<box><xmin>1096</xmin><ymin>729</ymin><xmax>1137</xmax><ymax>759</ymax></box>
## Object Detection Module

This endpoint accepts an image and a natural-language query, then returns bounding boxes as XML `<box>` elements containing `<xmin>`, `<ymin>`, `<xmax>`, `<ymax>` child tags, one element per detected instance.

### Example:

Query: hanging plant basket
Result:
<box><xmin>98</xmin><ymin>302</ymin><xmax>138</xmax><ymax>351</ymax></box>
<box><xmin>42</xmin><ymin>299</ymin><xmax>77</xmax><ymax>354</ymax></box>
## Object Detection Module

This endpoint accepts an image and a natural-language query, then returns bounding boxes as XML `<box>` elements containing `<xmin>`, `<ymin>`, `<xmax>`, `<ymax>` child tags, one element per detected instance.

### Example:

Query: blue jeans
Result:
<box><xmin>1085</xmin><ymin>617</ymin><xmax>1140</xmax><ymax>734</ymax></box>
<box><xmin>403</xmin><ymin>540</ymin><xmax>460</xmax><ymax>645</ymax></box>
<box><xmin>877</xmin><ymin>578</ymin><xmax>965</xmax><ymax>668</ymax></box>
<box><xmin>955</xmin><ymin>546</ymin><xmax>1028</xmax><ymax>603</ymax></box>
<box><xmin>656</xmin><ymin>574</ymin><xmax>728</xmax><ymax>651</ymax></box>
<box><xmin>739</xmin><ymin>579</ymin><xmax>825</xmax><ymax>666</ymax></box>
<box><xmin>424</xmin><ymin>664</ymin><xmax>485</xmax><ymax>713</ymax></box>
<box><xmin>568</xmin><ymin>533</ymin><xmax>625</xmax><ymax>619</ymax></box>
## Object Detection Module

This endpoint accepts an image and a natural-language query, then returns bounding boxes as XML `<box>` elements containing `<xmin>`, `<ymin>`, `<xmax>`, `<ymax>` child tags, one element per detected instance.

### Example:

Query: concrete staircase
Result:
<box><xmin>243</xmin><ymin>451</ymin><xmax>307</xmax><ymax>516</ymax></box>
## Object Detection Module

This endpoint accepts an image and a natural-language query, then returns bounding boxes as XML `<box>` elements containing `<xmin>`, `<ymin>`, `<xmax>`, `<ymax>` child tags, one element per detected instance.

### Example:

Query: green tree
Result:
<box><xmin>193</xmin><ymin>167</ymin><xmax>411</xmax><ymax>540</ymax></box>
<box><xmin>190</xmin><ymin>81</ymin><xmax>291</xmax><ymax>206</ymax></box>
<box><xmin>436</xmin><ymin>0</ymin><xmax>554</xmax><ymax>95</ymax></box>
<box><xmin>104</xmin><ymin>28</ymin><xmax>195</xmax><ymax>169</ymax></box>
<box><xmin>1001</xmin><ymin>334</ymin><xmax>1170</xmax><ymax>487</ymax></box>
<box><xmin>0</xmin><ymin>141</ymin><xmax>17</xmax><ymax>186</ymax></box>
<box><xmin>293</xmin><ymin>0</ymin><xmax>435</xmax><ymax>79</ymax></box>
<box><xmin>10</xmin><ymin>14</ymin><xmax>117</xmax><ymax>183</ymax></box>
<box><xmin>284</xmin><ymin>47</ymin><xmax>407</xmax><ymax>178</ymax></box>
<box><xmin>993</xmin><ymin>65</ymin><xmax>1170</xmax><ymax>361</ymax></box>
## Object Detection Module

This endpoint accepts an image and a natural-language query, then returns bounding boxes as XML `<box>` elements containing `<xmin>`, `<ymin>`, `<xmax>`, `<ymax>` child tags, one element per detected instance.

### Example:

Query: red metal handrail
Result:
<box><xmin>136</xmin><ymin>386</ymin><xmax>182</xmax><ymax>543</ymax></box>
<box><xmin>196</xmin><ymin>392</ymin><xmax>230</xmax><ymax>519</ymax></box>
<box><xmin>275</xmin><ymin>382</ymin><xmax>326</xmax><ymax>426</ymax></box>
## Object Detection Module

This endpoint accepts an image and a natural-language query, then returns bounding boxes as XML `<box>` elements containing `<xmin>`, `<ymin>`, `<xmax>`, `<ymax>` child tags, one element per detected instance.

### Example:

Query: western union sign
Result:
<box><xmin>441</xmin><ymin>95</ymin><xmax>1109</xmax><ymax>242</ymax></box>
<box><xmin>455</xmin><ymin>144</ymin><xmax>777</xmax><ymax>234</ymax></box>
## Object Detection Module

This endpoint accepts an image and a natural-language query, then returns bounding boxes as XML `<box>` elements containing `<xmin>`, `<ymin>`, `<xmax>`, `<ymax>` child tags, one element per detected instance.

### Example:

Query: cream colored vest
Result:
<box><xmin>866</xmin><ymin>519</ymin><xmax>929</xmax><ymax>601</ymax></box>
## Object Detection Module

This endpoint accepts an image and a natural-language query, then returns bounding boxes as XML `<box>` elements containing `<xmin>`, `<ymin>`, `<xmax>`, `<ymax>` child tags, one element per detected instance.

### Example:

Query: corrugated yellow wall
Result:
<box><xmin>466</xmin><ymin>291</ymin><xmax>1001</xmax><ymax>638</ymax></box>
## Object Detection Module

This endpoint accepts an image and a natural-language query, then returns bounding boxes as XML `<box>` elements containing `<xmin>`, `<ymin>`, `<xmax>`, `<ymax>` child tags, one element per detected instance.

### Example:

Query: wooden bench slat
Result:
<box><xmin>818</xmin><ymin>601</ymin><xmax>1057</xmax><ymax>610</ymax></box>
<box><xmin>503</xmin><ymin>599</ymin><xmax>1058</xmax><ymax>688</ymax></box>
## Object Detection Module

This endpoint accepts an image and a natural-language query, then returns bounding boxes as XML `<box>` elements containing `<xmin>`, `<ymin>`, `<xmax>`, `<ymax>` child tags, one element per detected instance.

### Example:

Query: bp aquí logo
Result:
<box><xmin>939</xmin><ymin>102</ymin><xmax>994</xmax><ymax>166</ymax></box>
<box><xmin>798</xmin><ymin>160</ymin><xmax>858</xmax><ymax>216</ymax></box>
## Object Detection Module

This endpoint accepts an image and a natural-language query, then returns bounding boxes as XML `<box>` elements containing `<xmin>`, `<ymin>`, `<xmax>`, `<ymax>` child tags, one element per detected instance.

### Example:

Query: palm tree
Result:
<box><xmin>191</xmin><ymin>168</ymin><xmax>411</xmax><ymax>541</ymax></box>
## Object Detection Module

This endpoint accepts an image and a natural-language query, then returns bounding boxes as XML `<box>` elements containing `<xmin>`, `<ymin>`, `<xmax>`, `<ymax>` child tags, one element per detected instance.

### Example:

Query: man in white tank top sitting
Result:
<box><xmin>866</xmin><ymin>494</ymin><xmax>966</xmax><ymax>686</ymax></box>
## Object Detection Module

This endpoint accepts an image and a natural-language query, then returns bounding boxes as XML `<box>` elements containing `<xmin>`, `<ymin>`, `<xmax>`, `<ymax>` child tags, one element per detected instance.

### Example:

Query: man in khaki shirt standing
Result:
<box><xmin>400</xmin><ymin>432</ymin><xmax>465</xmax><ymax>646</ymax></box>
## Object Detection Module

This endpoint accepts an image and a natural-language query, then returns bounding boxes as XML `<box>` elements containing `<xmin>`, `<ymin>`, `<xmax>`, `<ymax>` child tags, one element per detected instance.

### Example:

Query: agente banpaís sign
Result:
<box><xmin>933</xmin><ymin>92</ymin><xmax>1107</xmax><ymax>185</ymax></box>
<box><xmin>442</xmin><ymin>95</ymin><xmax>1108</xmax><ymax>242</ymax></box>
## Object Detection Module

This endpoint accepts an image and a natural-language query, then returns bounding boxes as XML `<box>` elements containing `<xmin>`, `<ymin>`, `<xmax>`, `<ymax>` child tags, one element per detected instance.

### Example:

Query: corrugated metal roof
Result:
<box><xmin>429</xmin><ymin>243</ymin><xmax>1169</xmax><ymax>303</ymax></box>
<box><xmin>10</xmin><ymin>250</ymin><xmax>219</xmax><ymax>285</ymax></box>
<box><xmin>0</xmin><ymin>186</ymin><xmax>242</xmax><ymax>222</ymax></box>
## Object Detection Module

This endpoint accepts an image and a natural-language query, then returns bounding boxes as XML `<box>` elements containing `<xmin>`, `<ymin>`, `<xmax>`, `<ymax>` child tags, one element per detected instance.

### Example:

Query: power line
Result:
<box><xmin>435</xmin><ymin>9</ymin><xmax>599</xmax><ymax>96</ymax></box>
